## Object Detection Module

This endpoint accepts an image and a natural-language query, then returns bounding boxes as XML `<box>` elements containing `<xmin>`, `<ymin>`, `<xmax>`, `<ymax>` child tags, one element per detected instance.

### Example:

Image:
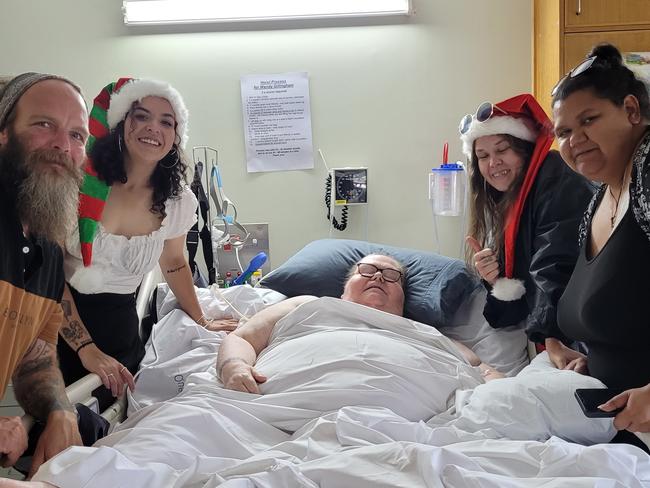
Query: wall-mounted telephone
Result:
<box><xmin>324</xmin><ymin>167</ymin><xmax>368</xmax><ymax>231</ymax></box>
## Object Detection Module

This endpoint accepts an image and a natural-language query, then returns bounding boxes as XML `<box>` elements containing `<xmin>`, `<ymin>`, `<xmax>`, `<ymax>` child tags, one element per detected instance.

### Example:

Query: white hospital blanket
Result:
<box><xmin>34</xmin><ymin>298</ymin><xmax>649</xmax><ymax>487</ymax></box>
<box><xmin>254</xmin><ymin>297</ymin><xmax>482</xmax><ymax>426</ymax></box>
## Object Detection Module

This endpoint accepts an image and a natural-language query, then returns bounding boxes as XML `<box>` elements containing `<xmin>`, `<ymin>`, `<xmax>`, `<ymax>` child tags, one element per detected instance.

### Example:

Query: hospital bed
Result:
<box><xmin>26</xmin><ymin>239</ymin><xmax>650</xmax><ymax>487</ymax></box>
<box><xmin>61</xmin><ymin>238</ymin><xmax>530</xmax><ymax>425</ymax></box>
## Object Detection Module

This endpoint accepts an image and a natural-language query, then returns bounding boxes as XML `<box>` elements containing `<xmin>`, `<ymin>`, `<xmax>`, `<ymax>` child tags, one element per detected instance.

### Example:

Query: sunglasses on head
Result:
<box><xmin>551</xmin><ymin>56</ymin><xmax>597</xmax><ymax>97</ymax></box>
<box><xmin>459</xmin><ymin>101</ymin><xmax>508</xmax><ymax>135</ymax></box>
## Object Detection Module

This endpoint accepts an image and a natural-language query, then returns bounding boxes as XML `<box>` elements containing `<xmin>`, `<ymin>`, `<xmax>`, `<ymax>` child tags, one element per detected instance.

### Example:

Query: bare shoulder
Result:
<box><xmin>258</xmin><ymin>295</ymin><xmax>318</xmax><ymax>317</ymax></box>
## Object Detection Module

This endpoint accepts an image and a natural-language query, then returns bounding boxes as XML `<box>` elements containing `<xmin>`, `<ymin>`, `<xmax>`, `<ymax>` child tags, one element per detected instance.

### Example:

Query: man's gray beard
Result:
<box><xmin>16</xmin><ymin>152</ymin><xmax>82</xmax><ymax>244</ymax></box>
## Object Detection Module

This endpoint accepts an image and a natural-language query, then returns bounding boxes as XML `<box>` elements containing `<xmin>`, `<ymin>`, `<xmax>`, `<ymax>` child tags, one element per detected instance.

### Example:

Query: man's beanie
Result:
<box><xmin>0</xmin><ymin>72</ymin><xmax>82</xmax><ymax>130</ymax></box>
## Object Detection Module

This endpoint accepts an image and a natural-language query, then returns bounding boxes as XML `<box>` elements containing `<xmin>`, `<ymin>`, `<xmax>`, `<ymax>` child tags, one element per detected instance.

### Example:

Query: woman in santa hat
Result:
<box><xmin>460</xmin><ymin>94</ymin><xmax>595</xmax><ymax>358</ymax></box>
<box><xmin>57</xmin><ymin>78</ymin><xmax>237</xmax><ymax>403</ymax></box>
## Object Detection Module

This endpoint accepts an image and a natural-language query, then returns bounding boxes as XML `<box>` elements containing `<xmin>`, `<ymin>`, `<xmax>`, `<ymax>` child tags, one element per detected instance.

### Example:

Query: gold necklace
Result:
<box><xmin>608</xmin><ymin>185</ymin><xmax>622</xmax><ymax>229</ymax></box>
<box><xmin>608</xmin><ymin>164</ymin><xmax>631</xmax><ymax>229</ymax></box>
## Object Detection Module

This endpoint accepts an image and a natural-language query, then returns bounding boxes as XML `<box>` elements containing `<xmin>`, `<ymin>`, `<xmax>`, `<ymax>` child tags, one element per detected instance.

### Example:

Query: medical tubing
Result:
<box><xmin>210</xmin><ymin>287</ymin><xmax>249</xmax><ymax>321</ymax></box>
<box><xmin>215</xmin><ymin>165</ymin><xmax>223</xmax><ymax>188</ymax></box>
<box><xmin>324</xmin><ymin>174</ymin><xmax>348</xmax><ymax>231</ymax></box>
<box><xmin>235</xmin><ymin>246</ymin><xmax>243</xmax><ymax>273</ymax></box>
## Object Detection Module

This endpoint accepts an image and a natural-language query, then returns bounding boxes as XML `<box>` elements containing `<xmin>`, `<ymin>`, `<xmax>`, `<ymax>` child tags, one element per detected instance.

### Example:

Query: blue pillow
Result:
<box><xmin>259</xmin><ymin>239</ymin><xmax>479</xmax><ymax>327</ymax></box>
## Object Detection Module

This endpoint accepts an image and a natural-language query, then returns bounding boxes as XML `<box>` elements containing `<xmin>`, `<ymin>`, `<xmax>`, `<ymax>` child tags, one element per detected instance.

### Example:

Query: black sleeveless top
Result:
<box><xmin>558</xmin><ymin>206</ymin><xmax>650</xmax><ymax>390</ymax></box>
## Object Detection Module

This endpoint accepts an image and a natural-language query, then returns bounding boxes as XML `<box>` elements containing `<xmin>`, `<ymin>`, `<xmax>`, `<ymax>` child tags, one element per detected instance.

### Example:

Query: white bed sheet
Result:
<box><xmin>33</xmin><ymin>296</ymin><xmax>650</xmax><ymax>488</ymax></box>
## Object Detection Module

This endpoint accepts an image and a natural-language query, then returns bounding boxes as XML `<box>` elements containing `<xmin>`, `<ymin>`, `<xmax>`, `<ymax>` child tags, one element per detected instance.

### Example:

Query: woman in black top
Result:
<box><xmin>553</xmin><ymin>43</ymin><xmax>650</xmax><ymax>438</ymax></box>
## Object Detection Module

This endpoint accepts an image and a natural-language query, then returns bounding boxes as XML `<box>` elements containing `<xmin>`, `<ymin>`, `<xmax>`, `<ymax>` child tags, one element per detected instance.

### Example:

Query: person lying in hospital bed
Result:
<box><xmin>1</xmin><ymin>255</ymin><xmax>626</xmax><ymax>488</ymax></box>
<box><xmin>218</xmin><ymin>253</ymin><xmax>503</xmax><ymax>393</ymax></box>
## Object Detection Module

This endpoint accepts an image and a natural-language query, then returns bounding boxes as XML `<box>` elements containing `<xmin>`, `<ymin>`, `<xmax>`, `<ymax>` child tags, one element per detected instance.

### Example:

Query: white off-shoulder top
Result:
<box><xmin>65</xmin><ymin>187</ymin><xmax>198</xmax><ymax>295</ymax></box>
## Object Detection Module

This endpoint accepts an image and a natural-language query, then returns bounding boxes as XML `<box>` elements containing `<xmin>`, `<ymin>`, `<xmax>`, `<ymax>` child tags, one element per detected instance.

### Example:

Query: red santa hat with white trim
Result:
<box><xmin>460</xmin><ymin>100</ymin><xmax>540</xmax><ymax>159</ymax></box>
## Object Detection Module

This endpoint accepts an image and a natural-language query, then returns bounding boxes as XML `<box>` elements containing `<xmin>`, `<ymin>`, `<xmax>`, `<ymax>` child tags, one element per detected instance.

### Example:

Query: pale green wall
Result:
<box><xmin>1</xmin><ymin>0</ymin><xmax>532</xmax><ymax>266</ymax></box>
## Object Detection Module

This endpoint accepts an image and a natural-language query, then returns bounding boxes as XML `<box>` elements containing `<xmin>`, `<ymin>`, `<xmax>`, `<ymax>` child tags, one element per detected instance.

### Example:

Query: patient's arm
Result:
<box><xmin>451</xmin><ymin>340</ymin><xmax>505</xmax><ymax>382</ymax></box>
<box><xmin>451</xmin><ymin>339</ymin><xmax>481</xmax><ymax>366</ymax></box>
<box><xmin>217</xmin><ymin>296</ymin><xmax>316</xmax><ymax>392</ymax></box>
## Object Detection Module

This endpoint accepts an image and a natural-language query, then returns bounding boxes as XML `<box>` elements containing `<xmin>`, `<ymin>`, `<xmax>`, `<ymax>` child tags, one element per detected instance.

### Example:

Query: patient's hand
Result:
<box><xmin>478</xmin><ymin>364</ymin><xmax>505</xmax><ymax>382</ymax></box>
<box><xmin>220</xmin><ymin>359</ymin><xmax>267</xmax><ymax>394</ymax></box>
<box><xmin>545</xmin><ymin>338</ymin><xmax>588</xmax><ymax>374</ymax></box>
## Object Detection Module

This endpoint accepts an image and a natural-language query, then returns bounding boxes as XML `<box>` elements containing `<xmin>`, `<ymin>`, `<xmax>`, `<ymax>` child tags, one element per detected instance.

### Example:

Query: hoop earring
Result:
<box><xmin>159</xmin><ymin>148</ymin><xmax>179</xmax><ymax>169</ymax></box>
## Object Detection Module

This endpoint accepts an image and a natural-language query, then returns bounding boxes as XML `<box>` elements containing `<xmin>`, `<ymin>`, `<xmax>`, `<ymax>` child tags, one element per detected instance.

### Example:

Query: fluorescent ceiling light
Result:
<box><xmin>123</xmin><ymin>0</ymin><xmax>412</xmax><ymax>25</ymax></box>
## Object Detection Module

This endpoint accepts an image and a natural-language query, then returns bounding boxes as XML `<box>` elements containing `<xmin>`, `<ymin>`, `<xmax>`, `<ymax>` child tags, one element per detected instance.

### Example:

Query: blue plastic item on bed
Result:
<box><xmin>259</xmin><ymin>239</ymin><xmax>479</xmax><ymax>328</ymax></box>
<box><xmin>232</xmin><ymin>252</ymin><xmax>267</xmax><ymax>286</ymax></box>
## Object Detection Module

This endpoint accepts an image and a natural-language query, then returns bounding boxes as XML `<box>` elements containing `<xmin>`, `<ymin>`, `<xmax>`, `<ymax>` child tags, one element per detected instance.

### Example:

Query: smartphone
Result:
<box><xmin>574</xmin><ymin>388</ymin><xmax>625</xmax><ymax>418</ymax></box>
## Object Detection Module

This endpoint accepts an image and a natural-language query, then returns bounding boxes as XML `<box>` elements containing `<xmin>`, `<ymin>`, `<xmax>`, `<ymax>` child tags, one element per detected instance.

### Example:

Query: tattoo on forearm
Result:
<box><xmin>61</xmin><ymin>320</ymin><xmax>85</xmax><ymax>344</ymax></box>
<box><xmin>12</xmin><ymin>340</ymin><xmax>73</xmax><ymax>420</ymax></box>
<box><xmin>166</xmin><ymin>264</ymin><xmax>186</xmax><ymax>274</ymax></box>
<box><xmin>61</xmin><ymin>299</ymin><xmax>72</xmax><ymax>318</ymax></box>
<box><xmin>60</xmin><ymin>298</ymin><xmax>91</xmax><ymax>348</ymax></box>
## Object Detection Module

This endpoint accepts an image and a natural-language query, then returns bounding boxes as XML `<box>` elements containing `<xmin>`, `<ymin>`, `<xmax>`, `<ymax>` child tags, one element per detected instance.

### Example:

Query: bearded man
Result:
<box><xmin>0</xmin><ymin>73</ymin><xmax>88</xmax><ymax>477</ymax></box>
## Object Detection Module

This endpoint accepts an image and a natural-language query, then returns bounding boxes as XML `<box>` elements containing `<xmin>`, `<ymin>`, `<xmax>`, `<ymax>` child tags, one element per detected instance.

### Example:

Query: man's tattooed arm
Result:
<box><xmin>59</xmin><ymin>284</ymin><xmax>93</xmax><ymax>351</ymax></box>
<box><xmin>12</xmin><ymin>339</ymin><xmax>74</xmax><ymax>421</ymax></box>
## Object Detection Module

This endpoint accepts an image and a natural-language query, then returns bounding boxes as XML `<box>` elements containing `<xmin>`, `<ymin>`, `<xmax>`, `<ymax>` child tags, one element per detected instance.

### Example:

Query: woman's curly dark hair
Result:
<box><xmin>90</xmin><ymin>118</ymin><xmax>189</xmax><ymax>218</ymax></box>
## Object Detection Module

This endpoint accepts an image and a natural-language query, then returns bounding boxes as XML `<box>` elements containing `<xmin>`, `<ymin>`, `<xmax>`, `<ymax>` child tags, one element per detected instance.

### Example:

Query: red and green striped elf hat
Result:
<box><xmin>78</xmin><ymin>78</ymin><xmax>132</xmax><ymax>267</ymax></box>
<box><xmin>78</xmin><ymin>77</ymin><xmax>189</xmax><ymax>267</ymax></box>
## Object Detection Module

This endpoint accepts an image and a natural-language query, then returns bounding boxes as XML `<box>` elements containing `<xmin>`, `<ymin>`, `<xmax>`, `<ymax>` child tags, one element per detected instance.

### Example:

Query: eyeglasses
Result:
<box><xmin>551</xmin><ymin>56</ymin><xmax>597</xmax><ymax>97</ymax></box>
<box><xmin>458</xmin><ymin>101</ymin><xmax>508</xmax><ymax>135</ymax></box>
<box><xmin>356</xmin><ymin>263</ymin><xmax>403</xmax><ymax>283</ymax></box>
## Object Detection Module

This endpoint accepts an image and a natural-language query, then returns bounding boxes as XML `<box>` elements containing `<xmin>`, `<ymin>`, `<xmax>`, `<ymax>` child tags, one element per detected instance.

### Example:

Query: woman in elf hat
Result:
<box><xmin>552</xmin><ymin>43</ymin><xmax>650</xmax><ymax>444</ymax></box>
<box><xmin>460</xmin><ymin>94</ymin><xmax>595</xmax><ymax>356</ymax></box>
<box><xmin>58</xmin><ymin>78</ymin><xmax>237</xmax><ymax>400</ymax></box>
